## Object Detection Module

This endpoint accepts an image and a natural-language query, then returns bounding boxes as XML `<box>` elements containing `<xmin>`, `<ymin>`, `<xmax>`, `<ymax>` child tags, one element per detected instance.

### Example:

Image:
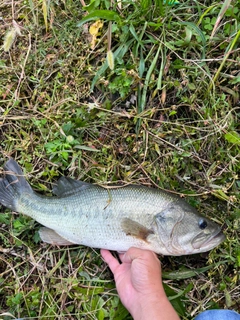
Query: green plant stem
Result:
<box><xmin>208</xmin><ymin>29</ymin><xmax>240</xmax><ymax>91</ymax></box>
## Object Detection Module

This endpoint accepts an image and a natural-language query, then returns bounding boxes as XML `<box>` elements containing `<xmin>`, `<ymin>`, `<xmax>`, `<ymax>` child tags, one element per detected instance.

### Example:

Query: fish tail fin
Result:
<box><xmin>0</xmin><ymin>159</ymin><xmax>32</xmax><ymax>211</ymax></box>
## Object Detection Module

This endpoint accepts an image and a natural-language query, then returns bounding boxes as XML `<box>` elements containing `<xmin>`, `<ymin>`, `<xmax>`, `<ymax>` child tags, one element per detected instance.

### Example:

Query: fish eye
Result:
<box><xmin>198</xmin><ymin>218</ymin><xmax>208</xmax><ymax>230</ymax></box>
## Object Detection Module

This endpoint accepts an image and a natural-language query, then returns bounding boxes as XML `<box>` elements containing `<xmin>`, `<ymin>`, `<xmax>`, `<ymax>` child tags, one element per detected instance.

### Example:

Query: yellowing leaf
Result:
<box><xmin>89</xmin><ymin>20</ymin><xmax>103</xmax><ymax>49</ymax></box>
<box><xmin>107</xmin><ymin>50</ymin><xmax>114</xmax><ymax>70</ymax></box>
<box><xmin>3</xmin><ymin>28</ymin><xmax>17</xmax><ymax>52</ymax></box>
<box><xmin>117</xmin><ymin>0</ymin><xmax>122</xmax><ymax>9</ymax></box>
<box><xmin>154</xmin><ymin>143</ymin><xmax>160</xmax><ymax>155</ymax></box>
<box><xmin>210</xmin><ymin>0</ymin><xmax>232</xmax><ymax>39</ymax></box>
<box><xmin>89</xmin><ymin>20</ymin><xmax>103</xmax><ymax>36</ymax></box>
<box><xmin>2</xmin><ymin>21</ymin><xmax>22</xmax><ymax>52</ymax></box>
<box><xmin>42</xmin><ymin>0</ymin><xmax>48</xmax><ymax>31</ymax></box>
<box><xmin>13</xmin><ymin>20</ymin><xmax>22</xmax><ymax>36</ymax></box>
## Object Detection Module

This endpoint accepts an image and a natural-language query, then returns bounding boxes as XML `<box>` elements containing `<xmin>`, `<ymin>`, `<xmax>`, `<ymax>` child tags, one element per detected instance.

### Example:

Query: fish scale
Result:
<box><xmin>0</xmin><ymin>159</ymin><xmax>225</xmax><ymax>255</ymax></box>
<box><xmin>16</xmin><ymin>187</ymin><xmax>167</xmax><ymax>248</ymax></box>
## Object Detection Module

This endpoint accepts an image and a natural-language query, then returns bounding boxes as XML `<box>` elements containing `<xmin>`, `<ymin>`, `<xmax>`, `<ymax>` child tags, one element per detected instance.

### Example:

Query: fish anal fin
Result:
<box><xmin>39</xmin><ymin>227</ymin><xmax>75</xmax><ymax>246</ymax></box>
<box><xmin>121</xmin><ymin>218</ymin><xmax>154</xmax><ymax>243</ymax></box>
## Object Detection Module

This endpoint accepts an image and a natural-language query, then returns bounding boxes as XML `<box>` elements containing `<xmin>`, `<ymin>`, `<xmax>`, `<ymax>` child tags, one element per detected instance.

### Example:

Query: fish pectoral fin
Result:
<box><xmin>121</xmin><ymin>218</ymin><xmax>154</xmax><ymax>243</ymax></box>
<box><xmin>39</xmin><ymin>227</ymin><xmax>75</xmax><ymax>246</ymax></box>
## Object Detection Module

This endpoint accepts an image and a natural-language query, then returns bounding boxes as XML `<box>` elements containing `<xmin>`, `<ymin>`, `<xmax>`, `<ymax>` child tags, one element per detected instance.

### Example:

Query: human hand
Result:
<box><xmin>101</xmin><ymin>247</ymin><xmax>180</xmax><ymax>320</ymax></box>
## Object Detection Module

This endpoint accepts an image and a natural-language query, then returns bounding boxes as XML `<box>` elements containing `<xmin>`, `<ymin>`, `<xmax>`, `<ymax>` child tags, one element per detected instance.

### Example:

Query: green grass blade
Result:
<box><xmin>197</xmin><ymin>3</ymin><xmax>219</xmax><ymax>25</ymax></box>
<box><xmin>140</xmin><ymin>44</ymin><xmax>161</xmax><ymax>112</ymax></box>
<box><xmin>139</xmin><ymin>48</ymin><xmax>145</xmax><ymax>78</ymax></box>
<box><xmin>28</xmin><ymin>0</ymin><xmax>37</xmax><ymax>24</ymax></box>
<box><xmin>136</xmin><ymin>44</ymin><xmax>161</xmax><ymax>133</ymax></box>
<box><xmin>209</xmin><ymin>29</ymin><xmax>240</xmax><ymax>90</ymax></box>
<box><xmin>157</xmin><ymin>44</ymin><xmax>166</xmax><ymax>90</ymax></box>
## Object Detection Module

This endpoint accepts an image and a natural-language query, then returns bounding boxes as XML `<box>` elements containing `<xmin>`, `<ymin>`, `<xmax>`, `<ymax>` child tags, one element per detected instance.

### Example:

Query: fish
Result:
<box><xmin>0</xmin><ymin>159</ymin><xmax>225</xmax><ymax>256</ymax></box>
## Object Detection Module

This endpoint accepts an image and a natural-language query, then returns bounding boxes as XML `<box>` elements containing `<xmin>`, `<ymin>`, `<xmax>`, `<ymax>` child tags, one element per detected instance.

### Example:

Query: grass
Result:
<box><xmin>0</xmin><ymin>0</ymin><xmax>240</xmax><ymax>319</ymax></box>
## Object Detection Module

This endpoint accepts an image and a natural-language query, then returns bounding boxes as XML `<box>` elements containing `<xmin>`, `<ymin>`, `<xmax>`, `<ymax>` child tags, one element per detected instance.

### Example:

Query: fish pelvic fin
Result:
<box><xmin>0</xmin><ymin>159</ymin><xmax>32</xmax><ymax>211</ymax></box>
<box><xmin>121</xmin><ymin>218</ymin><xmax>154</xmax><ymax>243</ymax></box>
<box><xmin>39</xmin><ymin>227</ymin><xmax>75</xmax><ymax>245</ymax></box>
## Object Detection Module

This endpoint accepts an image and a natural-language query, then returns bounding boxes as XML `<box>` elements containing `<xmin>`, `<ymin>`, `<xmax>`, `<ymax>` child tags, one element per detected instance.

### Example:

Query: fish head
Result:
<box><xmin>153</xmin><ymin>201</ymin><xmax>225</xmax><ymax>255</ymax></box>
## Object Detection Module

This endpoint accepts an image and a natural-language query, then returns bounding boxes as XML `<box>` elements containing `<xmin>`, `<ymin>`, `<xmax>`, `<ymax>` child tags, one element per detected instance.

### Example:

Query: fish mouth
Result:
<box><xmin>192</xmin><ymin>229</ymin><xmax>225</xmax><ymax>250</ymax></box>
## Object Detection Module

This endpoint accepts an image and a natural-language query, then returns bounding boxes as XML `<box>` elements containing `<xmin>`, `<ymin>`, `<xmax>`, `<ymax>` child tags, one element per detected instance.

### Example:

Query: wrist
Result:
<box><xmin>130</xmin><ymin>291</ymin><xmax>166</xmax><ymax>319</ymax></box>
<box><xmin>130</xmin><ymin>292</ymin><xmax>180</xmax><ymax>320</ymax></box>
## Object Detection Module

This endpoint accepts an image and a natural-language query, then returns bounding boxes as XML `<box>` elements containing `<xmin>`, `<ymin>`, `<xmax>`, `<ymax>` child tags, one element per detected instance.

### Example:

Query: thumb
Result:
<box><xmin>122</xmin><ymin>247</ymin><xmax>160</xmax><ymax>266</ymax></box>
<box><xmin>121</xmin><ymin>247</ymin><xmax>149</xmax><ymax>263</ymax></box>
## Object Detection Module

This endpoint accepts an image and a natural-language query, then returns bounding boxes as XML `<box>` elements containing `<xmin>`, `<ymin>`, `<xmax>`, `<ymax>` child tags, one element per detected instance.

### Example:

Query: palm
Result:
<box><xmin>101</xmin><ymin>248</ymin><xmax>180</xmax><ymax>320</ymax></box>
<box><xmin>101</xmin><ymin>249</ymin><xmax>162</xmax><ymax>310</ymax></box>
<box><xmin>111</xmin><ymin>258</ymin><xmax>139</xmax><ymax>309</ymax></box>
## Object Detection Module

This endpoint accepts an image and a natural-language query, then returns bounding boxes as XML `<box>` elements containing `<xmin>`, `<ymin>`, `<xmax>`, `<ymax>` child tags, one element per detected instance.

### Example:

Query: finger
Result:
<box><xmin>118</xmin><ymin>252</ymin><xmax>125</xmax><ymax>262</ymax></box>
<box><xmin>101</xmin><ymin>249</ymin><xmax>120</xmax><ymax>274</ymax></box>
<box><xmin>122</xmin><ymin>247</ymin><xmax>158</xmax><ymax>264</ymax></box>
<box><xmin>121</xmin><ymin>247</ymin><xmax>143</xmax><ymax>263</ymax></box>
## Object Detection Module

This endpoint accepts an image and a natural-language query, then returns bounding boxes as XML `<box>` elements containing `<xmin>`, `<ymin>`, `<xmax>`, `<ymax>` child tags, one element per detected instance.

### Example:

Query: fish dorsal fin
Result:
<box><xmin>121</xmin><ymin>218</ymin><xmax>154</xmax><ymax>243</ymax></box>
<box><xmin>53</xmin><ymin>177</ymin><xmax>92</xmax><ymax>197</ymax></box>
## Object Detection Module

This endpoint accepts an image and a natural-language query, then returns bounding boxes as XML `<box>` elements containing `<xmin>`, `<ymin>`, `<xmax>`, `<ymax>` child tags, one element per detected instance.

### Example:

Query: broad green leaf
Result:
<box><xmin>162</xmin><ymin>265</ymin><xmax>215</xmax><ymax>280</ymax></box>
<box><xmin>0</xmin><ymin>214</ymin><xmax>10</xmax><ymax>225</ymax></box>
<box><xmin>13</xmin><ymin>219</ymin><xmax>25</xmax><ymax>229</ymax></box>
<box><xmin>61</xmin><ymin>151</ymin><xmax>69</xmax><ymax>160</ymax></box>
<box><xmin>224</xmin><ymin>131</ymin><xmax>240</xmax><ymax>145</ymax></box>
<box><xmin>77</xmin><ymin>10</ymin><xmax>120</xmax><ymax>27</ymax></box>
<box><xmin>97</xmin><ymin>308</ymin><xmax>105</xmax><ymax>320</ymax></box>
<box><xmin>179</xmin><ymin>21</ymin><xmax>206</xmax><ymax>59</ymax></box>
<box><xmin>169</xmin><ymin>110</ymin><xmax>177</xmax><ymax>116</ymax></box>
<box><xmin>83</xmin><ymin>0</ymin><xmax>101</xmax><ymax>12</ymax></box>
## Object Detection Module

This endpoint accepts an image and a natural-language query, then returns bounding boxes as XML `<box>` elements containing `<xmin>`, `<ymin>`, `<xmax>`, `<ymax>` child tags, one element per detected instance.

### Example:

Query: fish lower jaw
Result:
<box><xmin>193</xmin><ymin>231</ymin><xmax>225</xmax><ymax>252</ymax></box>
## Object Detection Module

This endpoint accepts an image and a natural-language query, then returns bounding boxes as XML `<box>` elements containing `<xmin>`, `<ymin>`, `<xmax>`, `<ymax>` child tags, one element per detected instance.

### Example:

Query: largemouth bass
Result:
<box><xmin>0</xmin><ymin>159</ymin><xmax>225</xmax><ymax>255</ymax></box>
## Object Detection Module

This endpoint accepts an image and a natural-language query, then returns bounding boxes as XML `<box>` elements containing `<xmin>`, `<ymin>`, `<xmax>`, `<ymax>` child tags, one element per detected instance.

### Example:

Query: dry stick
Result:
<box><xmin>210</xmin><ymin>0</ymin><xmax>233</xmax><ymax>40</ymax></box>
<box><xmin>11</xmin><ymin>0</ymin><xmax>14</xmax><ymax>18</ymax></box>
<box><xmin>79</xmin><ymin>0</ymin><xmax>86</xmax><ymax>6</ymax></box>
<box><xmin>108</xmin><ymin>21</ymin><xmax>112</xmax><ymax>52</ymax></box>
